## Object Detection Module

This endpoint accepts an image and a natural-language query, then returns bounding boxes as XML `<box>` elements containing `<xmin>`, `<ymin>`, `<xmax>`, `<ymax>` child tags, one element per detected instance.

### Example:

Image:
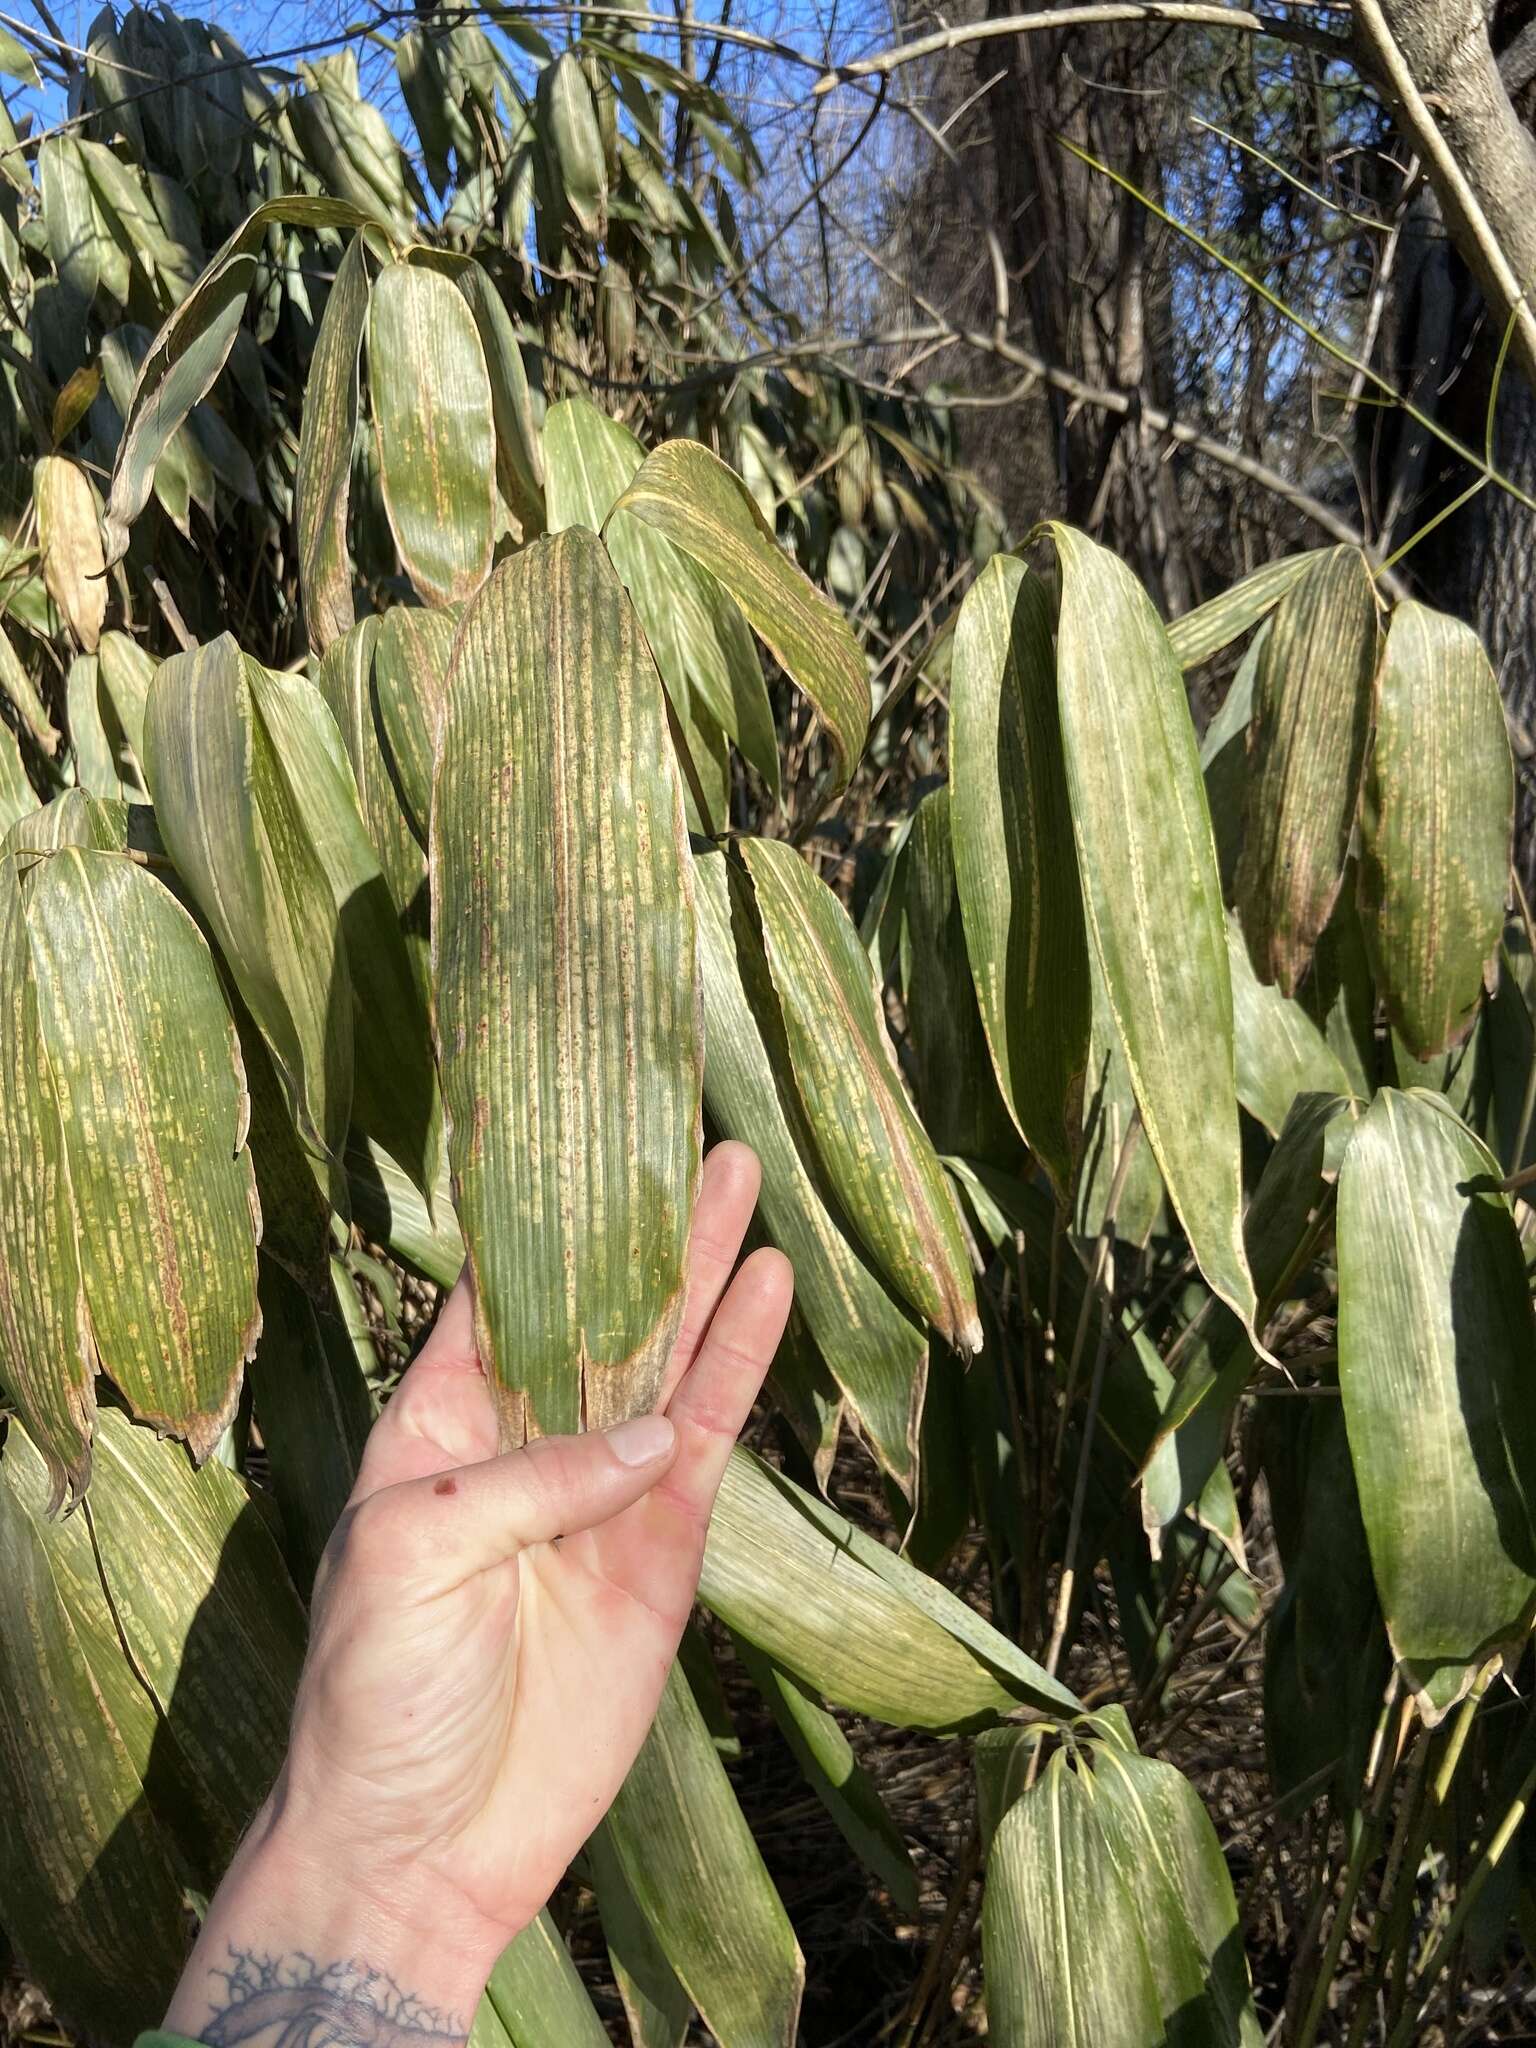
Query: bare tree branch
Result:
<box><xmin>1353</xmin><ymin>0</ymin><xmax>1536</xmax><ymax>393</ymax></box>
<box><xmin>810</xmin><ymin>3</ymin><xmax>1350</xmax><ymax>95</ymax></box>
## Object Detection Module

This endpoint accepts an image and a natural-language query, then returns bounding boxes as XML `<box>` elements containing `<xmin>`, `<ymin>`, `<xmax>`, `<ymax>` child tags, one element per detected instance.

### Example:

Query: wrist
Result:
<box><xmin>162</xmin><ymin>1784</ymin><xmax>512</xmax><ymax>2040</ymax></box>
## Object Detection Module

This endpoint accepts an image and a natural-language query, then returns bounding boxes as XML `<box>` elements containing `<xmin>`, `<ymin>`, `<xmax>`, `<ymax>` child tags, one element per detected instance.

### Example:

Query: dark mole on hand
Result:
<box><xmin>434</xmin><ymin>1476</ymin><xmax>457</xmax><ymax>1496</ymax></box>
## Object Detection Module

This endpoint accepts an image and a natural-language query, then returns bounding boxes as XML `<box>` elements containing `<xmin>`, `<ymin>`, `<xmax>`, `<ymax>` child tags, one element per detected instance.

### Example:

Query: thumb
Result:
<box><xmin>386</xmin><ymin>1414</ymin><xmax>679</xmax><ymax>1581</ymax></box>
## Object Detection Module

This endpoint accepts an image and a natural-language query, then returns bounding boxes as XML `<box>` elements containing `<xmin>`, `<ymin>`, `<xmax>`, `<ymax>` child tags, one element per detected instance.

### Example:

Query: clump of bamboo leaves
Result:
<box><xmin>3</xmin><ymin>12</ymin><xmax>1536</xmax><ymax>2048</ymax></box>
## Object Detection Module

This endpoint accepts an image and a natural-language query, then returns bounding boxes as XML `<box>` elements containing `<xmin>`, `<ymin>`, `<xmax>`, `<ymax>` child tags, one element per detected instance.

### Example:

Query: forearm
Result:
<box><xmin>160</xmin><ymin>1779</ymin><xmax>500</xmax><ymax>2044</ymax></box>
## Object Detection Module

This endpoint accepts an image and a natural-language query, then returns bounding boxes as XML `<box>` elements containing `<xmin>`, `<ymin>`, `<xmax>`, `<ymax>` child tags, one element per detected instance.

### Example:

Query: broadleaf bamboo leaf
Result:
<box><xmin>432</xmin><ymin>530</ymin><xmax>701</xmax><ymax>1440</ymax></box>
<box><xmin>475</xmin><ymin>1911</ymin><xmax>613</xmax><ymax>2048</ymax></box>
<box><xmin>103</xmin><ymin>196</ymin><xmax>373</xmax><ymax>565</ymax></box>
<box><xmin>1360</xmin><ymin>600</ymin><xmax>1513</xmax><ymax>1060</ymax></box>
<box><xmin>545</xmin><ymin>397</ymin><xmax>780</xmax><ymax>803</ymax></box>
<box><xmin>1226</xmin><ymin>912</ymin><xmax>1352</xmax><ymax>1135</ymax></box>
<box><xmin>249</xmin><ymin>655</ymin><xmax>441</xmax><ymax>1197</ymax></box>
<box><xmin>1085</xmin><ymin>1744</ymin><xmax>1262</xmax><ymax>2044</ymax></box>
<box><xmin>143</xmin><ymin>634</ymin><xmax>354</xmax><ymax>1193</ymax></box>
<box><xmin>1235</xmin><ymin>546</ymin><xmax>1379</xmax><ymax>994</ymax></box>
<box><xmin>606</xmin><ymin>1660</ymin><xmax>804</xmax><ymax>2048</ymax></box>
<box><xmin>1166</xmin><ymin>550</ymin><xmax>1322</xmax><ymax>670</ymax></box>
<box><xmin>613</xmin><ymin>439</ymin><xmax>868</xmax><ymax>795</ymax></box>
<box><xmin>701</xmin><ymin>1448</ymin><xmax>1078</xmax><ymax>1723</ymax></box>
<box><xmin>455</xmin><ymin>260</ymin><xmax>545</xmax><ymax>538</ymax></box>
<box><xmin>0</xmin><ymin>716</ymin><xmax>32</xmax><ymax>831</ymax></box>
<box><xmin>249</xmin><ymin>1260</ymin><xmax>374</xmax><ymax>1596</ymax></box>
<box><xmin>296</xmin><ymin>231</ymin><xmax>370</xmax><ymax>653</ymax></box>
<box><xmin>538</xmin><ymin>52</ymin><xmax>607</xmax><ymax>238</ymax></box>
<box><xmin>694</xmin><ymin>849</ymin><xmax>923</xmax><ymax>1488</ymax></box>
<box><xmin>96</xmin><ymin>629</ymin><xmax>155</xmax><ymax>766</ymax></box>
<box><xmin>373</xmin><ymin>603</ymin><xmax>456</xmax><ymax>849</ymax></box>
<box><xmin>0</xmin><ymin>1424</ymin><xmax>188</xmax><ymax>2038</ymax></box>
<box><xmin>589</xmin><ymin>1821</ymin><xmax>693</xmax><ymax>2048</ymax></box>
<box><xmin>0</xmin><ymin>624</ymin><xmax>60</xmax><ymax>755</ymax></box>
<box><xmin>1338</xmin><ymin>1088</ymin><xmax>1536</xmax><ymax>1721</ymax></box>
<box><xmin>902</xmin><ymin>786</ymin><xmax>1023</xmax><ymax>1167</ymax></box>
<box><xmin>0</xmin><ymin>855</ymin><xmax>95</xmax><ymax>1506</ymax></box>
<box><xmin>370</xmin><ymin>260</ymin><xmax>495</xmax><ymax>608</ymax></box>
<box><xmin>983</xmin><ymin>1747</ymin><xmax>1165</xmax><ymax>2048</ymax></box>
<box><xmin>739</xmin><ymin>835</ymin><xmax>980</xmax><ymax>1353</ymax></box>
<box><xmin>25</xmin><ymin>848</ymin><xmax>261</xmax><ymax>1459</ymax></box>
<box><xmin>1045</xmin><ymin>522</ymin><xmax>1260</xmax><ymax>1343</ymax></box>
<box><xmin>84</xmin><ymin>1406</ymin><xmax>308</xmax><ymax>1842</ymax></box>
<box><xmin>949</xmin><ymin>554</ymin><xmax>1089</xmax><ymax>1187</ymax></box>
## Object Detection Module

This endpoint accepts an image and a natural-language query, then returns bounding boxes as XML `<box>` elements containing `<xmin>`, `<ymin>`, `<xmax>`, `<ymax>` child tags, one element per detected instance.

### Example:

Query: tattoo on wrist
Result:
<box><xmin>192</xmin><ymin>1949</ymin><xmax>468</xmax><ymax>2045</ymax></box>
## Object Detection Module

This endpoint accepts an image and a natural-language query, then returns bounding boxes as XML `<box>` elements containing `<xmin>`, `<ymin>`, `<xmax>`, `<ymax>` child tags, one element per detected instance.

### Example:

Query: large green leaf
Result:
<box><xmin>432</xmin><ymin>530</ymin><xmax>700</xmax><ymax>1439</ymax></box>
<box><xmin>454</xmin><ymin>260</ymin><xmax>545</xmax><ymax>539</ymax></box>
<box><xmin>0</xmin><ymin>854</ymin><xmax>95</xmax><ymax>1504</ymax></box>
<box><xmin>739</xmin><ymin>834</ymin><xmax>980</xmax><ymax>1352</ymax></box>
<box><xmin>1226</xmin><ymin>911</ymin><xmax>1352</xmax><ymax>1135</ymax></box>
<box><xmin>83</xmin><ymin>1406</ymin><xmax>308</xmax><ymax>1845</ymax></box>
<box><xmin>1337</xmin><ymin>1087</ymin><xmax>1536</xmax><ymax>1720</ymax></box>
<box><xmin>545</xmin><ymin>397</ymin><xmax>780</xmax><ymax>805</ymax></box>
<box><xmin>613</xmin><ymin>439</ymin><xmax>868</xmax><ymax>795</ymax></box>
<box><xmin>23</xmin><ymin>847</ymin><xmax>260</xmax><ymax>1458</ymax></box>
<box><xmin>701</xmin><ymin>1448</ymin><xmax>1078</xmax><ymax>1724</ymax></box>
<box><xmin>295</xmin><ymin>231</ymin><xmax>370</xmax><ymax>652</ymax></box>
<box><xmin>983</xmin><ymin>1745</ymin><xmax>1165</xmax><ymax>2047</ymax></box>
<box><xmin>1166</xmin><ymin>550</ymin><xmax>1322</xmax><ymax>670</ymax></box>
<box><xmin>374</xmin><ymin>603</ymin><xmax>457</xmax><ymax>849</ymax></box>
<box><xmin>1083</xmin><ymin>1743</ymin><xmax>1261</xmax><ymax>2045</ymax></box>
<box><xmin>1361</xmin><ymin>600</ymin><xmax>1513</xmax><ymax>1060</ymax></box>
<box><xmin>250</xmin><ymin>654</ymin><xmax>441</xmax><ymax>1197</ymax></box>
<box><xmin>143</xmin><ymin>635</ymin><xmax>353</xmax><ymax>1191</ymax></box>
<box><xmin>473</xmin><ymin>1912</ymin><xmax>613</xmax><ymax>2048</ymax></box>
<box><xmin>949</xmin><ymin>553</ymin><xmax>1089</xmax><ymax>1189</ymax></box>
<box><xmin>1235</xmin><ymin>547</ymin><xmax>1379</xmax><ymax>994</ymax></box>
<box><xmin>96</xmin><ymin>629</ymin><xmax>155</xmax><ymax>766</ymax></box>
<box><xmin>1043</xmin><ymin>523</ymin><xmax>1260</xmax><ymax>1339</ymax></box>
<box><xmin>693</xmin><ymin>848</ymin><xmax>923</xmax><ymax>1487</ymax></box>
<box><xmin>315</xmin><ymin>615</ymin><xmax>428</xmax><ymax>988</ymax></box>
<box><xmin>589</xmin><ymin>1822</ymin><xmax>692</xmax><ymax>2048</ymax></box>
<box><xmin>0</xmin><ymin>1424</ymin><xmax>188</xmax><ymax>2039</ymax></box>
<box><xmin>538</xmin><ymin>52</ymin><xmax>607</xmax><ymax>238</ymax></box>
<box><xmin>103</xmin><ymin>196</ymin><xmax>373</xmax><ymax>564</ymax></box>
<box><xmin>607</xmin><ymin>1660</ymin><xmax>803</xmax><ymax>2048</ymax></box>
<box><xmin>983</xmin><ymin>1732</ymin><xmax>1258</xmax><ymax>2048</ymax></box>
<box><xmin>370</xmin><ymin>260</ymin><xmax>495</xmax><ymax>608</ymax></box>
<box><xmin>901</xmin><ymin>785</ymin><xmax>1021</xmax><ymax>1167</ymax></box>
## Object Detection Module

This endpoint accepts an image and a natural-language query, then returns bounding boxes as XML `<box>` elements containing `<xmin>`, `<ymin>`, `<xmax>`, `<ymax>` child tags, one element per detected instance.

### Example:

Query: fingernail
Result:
<box><xmin>606</xmin><ymin>1414</ymin><xmax>676</xmax><ymax>1467</ymax></box>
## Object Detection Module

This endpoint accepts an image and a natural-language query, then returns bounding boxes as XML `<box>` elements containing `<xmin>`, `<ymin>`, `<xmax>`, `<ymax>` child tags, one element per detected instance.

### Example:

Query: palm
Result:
<box><xmin>285</xmin><ymin>1144</ymin><xmax>789</xmax><ymax>1948</ymax></box>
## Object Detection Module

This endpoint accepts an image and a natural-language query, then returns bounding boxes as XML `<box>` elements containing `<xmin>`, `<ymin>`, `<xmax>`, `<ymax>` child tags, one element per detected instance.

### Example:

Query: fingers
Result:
<box><xmin>357</xmin><ymin>1415</ymin><xmax>681</xmax><ymax>1584</ymax></box>
<box><xmin>655</xmin><ymin>1142</ymin><xmax>763</xmax><ymax>1412</ymax></box>
<box><xmin>351</xmin><ymin>1266</ymin><xmax>498</xmax><ymax>1501</ymax></box>
<box><xmin>658</xmin><ymin>1247</ymin><xmax>793</xmax><ymax>1526</ymax></box>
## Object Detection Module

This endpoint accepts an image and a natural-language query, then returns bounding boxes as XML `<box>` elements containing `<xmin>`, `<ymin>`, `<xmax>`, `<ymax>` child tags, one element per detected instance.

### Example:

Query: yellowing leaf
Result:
<box><xmin>35</xmin><ymin>455</ymin><xmax>106</xmax><ymax>652</ymax></box>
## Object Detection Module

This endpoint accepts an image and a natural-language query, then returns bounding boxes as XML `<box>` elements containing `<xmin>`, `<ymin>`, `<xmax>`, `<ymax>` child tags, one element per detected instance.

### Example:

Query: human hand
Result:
<box><xmin>161</xmin><ymin>1142</ymin><xmax>792</xmax><ymax>2040</ymax></box>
